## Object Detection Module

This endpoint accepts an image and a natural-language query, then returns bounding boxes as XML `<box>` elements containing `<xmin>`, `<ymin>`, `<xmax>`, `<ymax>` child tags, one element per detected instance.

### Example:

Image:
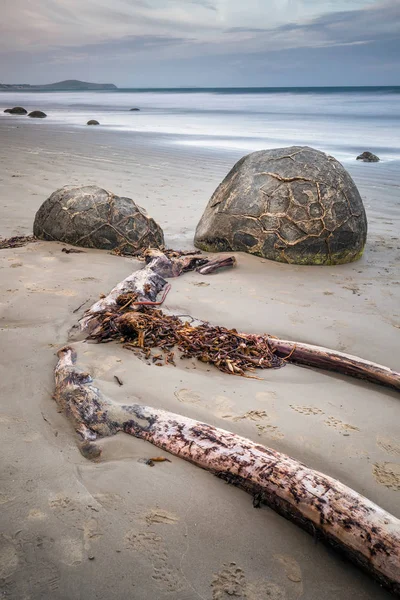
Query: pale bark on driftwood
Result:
<box><xmin>54</xmin><ymin>346</ymin><xmax>400</xmax><ymax>594</ymax></box>
<box><xmin>79</xmin><ymin>250</ymin><xmax>235</xmax><ymax>333</ymax></box>
<box><xmin>78</xmin><ymin>250</ymin><xmax>400</xmax><ymax>391</ymax></box>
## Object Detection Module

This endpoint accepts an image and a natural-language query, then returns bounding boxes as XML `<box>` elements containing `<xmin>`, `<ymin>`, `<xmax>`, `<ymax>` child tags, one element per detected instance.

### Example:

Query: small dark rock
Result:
<box><xmin>87</xmin><ymin>119</ymin><xmax>99</xmax><ymax>125</ymax></box>
<box><xmin>356</xmin><ymin>151</ymin><xmax>380</xmax><ymax>163</ymax></box>
<box><xmin>6</xmin><ymin>106</ymin><xmax>28</xmax><ymax>115</ymax></box>
<box><xmin>28</xmin><ymin>110</ymin><xmax>47</xmax><ymax>118</ymax></box>
<box><xmin>130</xmin><ymin>108</ymin><xmax>140</xmax><ymax>111</ymax></box>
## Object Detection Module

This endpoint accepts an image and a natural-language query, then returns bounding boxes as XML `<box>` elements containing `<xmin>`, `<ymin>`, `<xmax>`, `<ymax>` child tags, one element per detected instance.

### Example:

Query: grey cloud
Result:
<box><xmin>213</xmin><ymin>0</ymin><xmax>400</xmax><ymax>54</ymax></box>
<box><xmin>224</xmin><ymin>27</ymin><xmax>268</xmax><ymax>33</ymax></box>
<box><xmin>275</xmin><ymin>0</ymin><xmax>400</xmax><ymax>43</ymax></box>
<box><xmin>0</xmin><ymin>0</ymin><xmax>399</xmax><ymax>85</ymax></box>
<box><xmin>187</xmin><ymin>0</ymin><xmax>217</xmax><ymax>9</ymax></box>
<box><xmin>0</xmin><ymin>0</ymin><xmax>217</xmax><ymax>52</ymax></box>
<box><xmin>1</xmin><ymin>35</ymin><xmax>398</xmax><ymax>86</ymax></box>
<box><xmin>55</xmin><ymin>34</ymin><xmax>194</xmax><ymax>56</ymax></box>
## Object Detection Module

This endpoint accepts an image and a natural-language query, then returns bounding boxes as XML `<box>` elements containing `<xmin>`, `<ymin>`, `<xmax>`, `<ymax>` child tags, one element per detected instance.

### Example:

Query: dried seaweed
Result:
<box><xmin>111</xmin><ymin>244</ymin><xmax>202</xmax><ymax>260</ymax></box>
<box><xmin>0</xmin><ymin>235</ymin><xmax>36</xmax><ymax>250</ymax></box>
<box><xmin>62</xmin><ymin>247</ymin><xmax>85</xmax><ymax>254</ymax></box>
<box><xmin>89</xmin><ymin>303</ymin><xmax>284</xmax><ymax>377</ymax></box>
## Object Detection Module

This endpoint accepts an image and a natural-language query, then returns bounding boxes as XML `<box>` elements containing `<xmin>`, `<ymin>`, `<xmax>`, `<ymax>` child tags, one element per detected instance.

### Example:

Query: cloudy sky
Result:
<box><xmin>1</xmin><ymin>0</ymin><xmax>399</xmax><ymax>86</ymax></box>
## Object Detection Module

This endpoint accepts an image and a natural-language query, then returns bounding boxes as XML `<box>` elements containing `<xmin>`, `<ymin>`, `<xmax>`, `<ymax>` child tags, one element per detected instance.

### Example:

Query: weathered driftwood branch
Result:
<box><xmin>54</xmin><ymin>346</ymin><xmax>400</xmax><ymax>594</ymax></box>
<box><xmin>79</xmin><ymin>264</ymin><xmax>167</xmax><ymax>332</ymax></box>
<box><xmin>79</xmin><ymin>249</ymin><xmax>235</xmax><ymax>333</ymax></box>
<box><xmin>79</xmin><ymin>250</ymin><xmax>399</xmax><ymax>391</ymax></box>
<box><xmin>267</xmin><ymin>338</ymin><xmax>400</xmax><ymax>391</ymax></box>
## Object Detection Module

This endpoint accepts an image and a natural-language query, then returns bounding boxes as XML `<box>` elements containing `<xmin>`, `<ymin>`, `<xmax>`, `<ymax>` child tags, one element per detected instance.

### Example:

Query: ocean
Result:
<box><xmin>1</xmin><ymin>87</ymin><xmax>400</xmax><ymax>163</ymax></box>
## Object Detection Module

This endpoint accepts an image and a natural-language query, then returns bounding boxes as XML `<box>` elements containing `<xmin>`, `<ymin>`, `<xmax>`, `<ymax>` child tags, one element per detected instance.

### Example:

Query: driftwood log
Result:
<box><xmin>79</xmin><ymin>249</ymin><xmax>235</xmax><ymax>333</ymax></box>
<box><xmin>54</xmin><ymin>346</ymin><xmax>400</xmax><ymax>594</ymax></box>
<box><xmin>79</xmin><ymin>250</ymin><xmax>400</xmax><ymax>391</ymax></box>
<box><xmin>268</xmin><ymin>338</ymin><xmax>400</xmax><ymax>391</ymax></box>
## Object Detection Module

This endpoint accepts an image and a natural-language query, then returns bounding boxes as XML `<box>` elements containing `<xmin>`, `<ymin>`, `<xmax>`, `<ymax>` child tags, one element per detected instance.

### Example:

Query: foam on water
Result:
<box><xmin>1</xmin><ymin>87</ymin><xmax>399</xmax><ymax>163</ymax></box>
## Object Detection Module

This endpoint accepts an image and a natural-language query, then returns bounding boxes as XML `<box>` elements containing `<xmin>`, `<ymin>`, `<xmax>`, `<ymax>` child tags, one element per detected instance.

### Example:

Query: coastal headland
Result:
<box><xmin>0</xmin><ymin>79</ymin><xmax>117</xmax><ymax>91</ymax></box>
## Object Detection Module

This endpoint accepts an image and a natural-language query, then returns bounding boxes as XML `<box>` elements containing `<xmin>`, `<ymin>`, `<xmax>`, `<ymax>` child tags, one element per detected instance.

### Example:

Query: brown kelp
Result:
<box><xmin>88</xmin><ymin>304</ymin><xmax>284</xmax><ymax>377</ymax></box>
<box><xmin>0</xmin><ymin>235</ymin><xmax>36</xmax><ymax>249</ymax></box>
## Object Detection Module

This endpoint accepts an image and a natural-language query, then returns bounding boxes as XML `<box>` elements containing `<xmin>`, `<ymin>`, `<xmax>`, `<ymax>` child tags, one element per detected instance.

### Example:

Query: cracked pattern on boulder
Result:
<box><xmin>33</xmin><ymin>185</ymin><xmax>164</xmax><ymax>253</ymax></box>
<box><xmin>194</xmin><ymin>146</ymin><xmax>368</xmax><ymax>265</ymax></box>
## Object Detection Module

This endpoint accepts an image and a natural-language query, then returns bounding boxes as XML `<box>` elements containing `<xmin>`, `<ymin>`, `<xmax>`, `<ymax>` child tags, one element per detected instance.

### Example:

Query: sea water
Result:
<box><xmin>1</xmin><ymin>87</ymin><xmax>399</xmax><ymax>163</ymax></box>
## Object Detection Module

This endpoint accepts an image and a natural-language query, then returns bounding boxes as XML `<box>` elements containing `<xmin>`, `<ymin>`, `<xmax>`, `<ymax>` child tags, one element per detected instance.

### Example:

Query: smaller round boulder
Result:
<box><xmin>7</xmin><ymin>106</ymin><xmax>27</xmax><ymax>115</ymax></box>
<box><xmin>130</xmin><ymin>108</ymin><xmax>140</xmax><ymax>111</ymax></box>
<box><xmin>28</xmin><ymin>111</ymin><xmax>47</xmax><ymax>118</ymax></box>
<box><xmin>87</xmin><ymin>119</ymin><xmax>99</xmax><ymax>125</ymax></box>
<box><xmin>356</xmin><ymin>151</ymin><xmax>379</xmax><ymax>163</ymax></box>
<box><xmin>33</xmin><ymin>185</ymin><xmax>164</xmax><ymax>253</ymax></box>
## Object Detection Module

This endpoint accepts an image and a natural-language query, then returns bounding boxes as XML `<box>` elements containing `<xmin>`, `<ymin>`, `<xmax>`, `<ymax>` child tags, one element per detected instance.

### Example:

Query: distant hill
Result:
<box><xmin>0</xmin><ymin>80</ymin><xmax>117</xmax><ymax>91</ymax></box>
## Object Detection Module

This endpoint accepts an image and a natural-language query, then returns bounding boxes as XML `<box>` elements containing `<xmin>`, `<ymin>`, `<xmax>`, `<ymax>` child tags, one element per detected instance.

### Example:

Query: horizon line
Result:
<box><xmin>2</xmin><ymin>84</ymin><xmax>400</xmax><ymax>90</ymax></box>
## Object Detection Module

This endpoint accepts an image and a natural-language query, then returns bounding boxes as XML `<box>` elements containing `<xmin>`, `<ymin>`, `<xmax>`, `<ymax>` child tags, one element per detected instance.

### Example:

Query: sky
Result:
<box><xmin>1</xmin><ymin>0</ymin><xmax>399</xmax><ymax>86</ymax></box>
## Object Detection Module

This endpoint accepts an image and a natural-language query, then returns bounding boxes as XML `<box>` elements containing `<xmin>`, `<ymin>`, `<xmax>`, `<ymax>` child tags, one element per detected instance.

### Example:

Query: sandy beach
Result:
<box><xmin>0</xmin><ymin>116</ymin><xmax>399</xmax><ymax>600</ymax></box>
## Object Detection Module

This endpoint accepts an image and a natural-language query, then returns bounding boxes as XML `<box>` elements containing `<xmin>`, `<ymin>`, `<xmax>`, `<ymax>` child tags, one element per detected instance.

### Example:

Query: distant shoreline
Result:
<box><xmin>1</xmin><ymin>84</ymin><xmax>399</xmax><ymax>94</ymax></box>
<box><xmin>0</xmin><ymin>80</ymin><xmax>400</xmax><ymax>94</ymax></box>
<box><xmin>0</xmin><ymin>79</ymin><xmax>117</xmax><ymax>91</ymax></box>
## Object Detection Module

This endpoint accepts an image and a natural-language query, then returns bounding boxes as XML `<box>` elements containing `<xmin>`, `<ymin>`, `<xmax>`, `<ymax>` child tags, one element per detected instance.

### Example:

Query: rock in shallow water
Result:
<box><xmin>5</xmin><ymin>106</ymin><xmax>27</xmax><ymax>115</ymax></box>
<box><xmin>33</xmin><ymin>185</ymin><xmax>164</xmax><ymax>253</ymax></box>
<box><xmin>87</xmin><ymin>119</ymin><xmax>99</xmax><ymax>125</ymax></box>
<box><xmin>28</xmin><ymin>110</ymin><xmax>47</xmax><ymax>118</ymax></box>
<box><xmin>356</xmin><ymin>151</ymin><xmax>380</xmax><ymax>163</ymax></box>
<box><xmin>194</xmin><ymin>146</ymin><xmax>368</xmax><ymax>265</ymax></box>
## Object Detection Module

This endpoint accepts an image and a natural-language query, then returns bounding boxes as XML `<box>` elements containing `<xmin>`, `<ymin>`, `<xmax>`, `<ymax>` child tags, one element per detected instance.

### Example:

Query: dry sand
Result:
<box><xmin>0</xmin><ymin>120</ymin><xmax>399</xmax><ymax>599</ymax></box>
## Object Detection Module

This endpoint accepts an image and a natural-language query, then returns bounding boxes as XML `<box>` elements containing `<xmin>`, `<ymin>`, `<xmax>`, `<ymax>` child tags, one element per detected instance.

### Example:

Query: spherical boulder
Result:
<box><xmin>6</xmin><ymin>106</ymin><xmax>27</xmax><ymax>115</ymax></box>
<box><xmin>357</xmin><ymin>151</ymin><xmax>379</xmax><ymax>163</ymax></box>
<box><xmin>33</xmin><ymin>185</ymin><xmax>164</xmax><ymax>253</ymax></box>
<box><xmin>87</xmin><ymin>119</ymin><xmax>99</xmax><ymax>125</ymax></box>
<box><xmin>28</xmin><ymin>110</ymin><xmax>47</xmax><ymax>118</ymax></box>
<box><xmin>194</xmin><ymin>146</ymin><xmax>367</xmax><ymax>265</ymax></box>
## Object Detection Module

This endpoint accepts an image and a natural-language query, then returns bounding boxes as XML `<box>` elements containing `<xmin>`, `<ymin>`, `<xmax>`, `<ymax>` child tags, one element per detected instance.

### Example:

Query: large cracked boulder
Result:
<box><xmin>194</xmin><ymin>146</ymin><xmax>367</xmax><ymax>265</ymax></box>
<box><xmin>33</xmin><ymin>185</ymin><xmax>164</xmax><ymax>253</ymax></box>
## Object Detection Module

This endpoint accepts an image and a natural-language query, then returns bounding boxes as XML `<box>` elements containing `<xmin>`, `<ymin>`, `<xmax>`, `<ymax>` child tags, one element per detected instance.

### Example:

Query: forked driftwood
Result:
<box><xmin>79</xmin><ymin>249</ymin><xmax>235</xmax><ymax>333</ymax></box>
<box><xmin>54</xmin><ymin>346</ymin><xmax>400</xmax><ymax>594</ymax></box>
<box><xmin>79</xmin><ymin>250</ymin><xmax>400</xmax><ymax>391</ymax></box>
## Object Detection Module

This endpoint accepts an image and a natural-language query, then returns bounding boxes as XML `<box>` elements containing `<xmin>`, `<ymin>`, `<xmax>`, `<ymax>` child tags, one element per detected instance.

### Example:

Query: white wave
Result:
<box><xmin>1</xmin><ymin>89</ymin><xmax>399</xmax><ymax>161</ymax></box>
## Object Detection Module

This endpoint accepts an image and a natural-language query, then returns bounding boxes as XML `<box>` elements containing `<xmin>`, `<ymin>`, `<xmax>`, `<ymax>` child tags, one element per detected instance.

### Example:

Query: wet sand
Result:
<box><xmin>0</xmin><ymin>119</ymin><xmax>399</xmax><ymax>599</ymax></box>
